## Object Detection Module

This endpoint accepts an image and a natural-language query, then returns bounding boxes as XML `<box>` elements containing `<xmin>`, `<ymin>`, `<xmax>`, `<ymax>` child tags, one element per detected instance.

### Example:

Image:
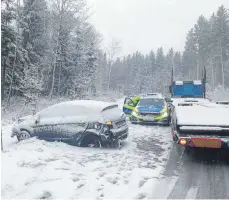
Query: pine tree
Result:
<box><xmin>214</xmin><ymin>5</ymin><xmax>229</xmax><ymax>88</ymax></box>
<box><xmin>2</xmin><ymin>0</ymin><xmax>29</xmax><ymax>102</ymax></box>
<box><xmin>19</xmin><ymin>0</ymin><xmax>49</xmax><ymax>106</ymax></box>
<box><xmin>173</xmin><ymin>52</ymin><xmax>183</xmax><ymax>80</ymax></box>
<box><xmin>155</xmin><ymin>47</ymin><xmax>166</xmax><ymax>93</ymax></box>
<box><xmin>1</xmin><ymin>0</ymin><xmax>17</xmax><ymax>101</ymax></box>
<box><xmin>148</xmin><ymin>50</ymin><xmax>156</xmax><ymax>91</ymax></box>
<box><xmin>183</xmin><ymin>28</ymin><xmax>198</xmax><ymax>79</ymax></box>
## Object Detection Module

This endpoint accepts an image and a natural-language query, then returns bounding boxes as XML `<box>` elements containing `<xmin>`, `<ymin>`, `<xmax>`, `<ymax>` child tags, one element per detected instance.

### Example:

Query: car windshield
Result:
<box><xmin>138</xmin><ymin>98</ymin><xmax>165</xmax><ymax>107</ymax></box>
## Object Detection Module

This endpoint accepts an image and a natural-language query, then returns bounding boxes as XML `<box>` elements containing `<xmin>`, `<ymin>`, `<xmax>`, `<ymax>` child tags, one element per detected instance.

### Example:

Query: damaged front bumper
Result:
<box><xmin>11</xmin><ymin>126</ymin><xmax>19</xmax><ymax>137</ymax></box>
<box><xmin>87</xmin><ymin>122</ymin><xmax>129</xmax><ymax>148</ymax></box>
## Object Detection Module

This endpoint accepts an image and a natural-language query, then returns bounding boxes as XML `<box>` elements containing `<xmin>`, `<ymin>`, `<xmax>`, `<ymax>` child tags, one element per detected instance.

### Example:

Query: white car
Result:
<box><xmin>11</xmin><ymin>100</ymin><xmax>129</xmax><ymax>148</ymax></box>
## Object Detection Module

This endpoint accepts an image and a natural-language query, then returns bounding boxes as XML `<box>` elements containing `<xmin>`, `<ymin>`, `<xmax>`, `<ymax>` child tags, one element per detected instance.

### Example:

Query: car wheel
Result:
<box><xmin>165</xmin><ymin>121</ymin><xmax>170</xmax><ymax>126</ymax></box>
<box><xmin>87</xmin><ymin>139</ymin><xmax>102</xmax><ymax>148</ymax></box>
<box><xmin>81</xmin><ymin>135</ymin><xmax>102</xmax><ymax>148</ymax></box>
<box><xmin>112</xmin><ymin>139</ymin><xmax>123</xmax><ymax>149</ymax></box>
<box><xmin>130</xmin><ymin>117</ymin><xmax>137</xmax><ymax>124</ymax></box>
<box><xmin>17</xmin><ymin>130</ymin><xmax>31</xmax><ymax>141</ymax></box>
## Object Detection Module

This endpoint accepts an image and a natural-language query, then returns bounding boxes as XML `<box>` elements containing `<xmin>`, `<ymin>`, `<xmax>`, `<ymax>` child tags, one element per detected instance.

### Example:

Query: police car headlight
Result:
<box><xmin>161</xmin><ymin>112</ymin><xmax>168</xmax><ymax>117</ymax></box>
<box><xmin>160</xmin><ymin>107</ymin><xmax>167</xmax><ymax>114</ymax></box>
<box><xmin>132</xmin><ymin>111</ymin><xmax>139</xmax><ymax>116</ymax></box>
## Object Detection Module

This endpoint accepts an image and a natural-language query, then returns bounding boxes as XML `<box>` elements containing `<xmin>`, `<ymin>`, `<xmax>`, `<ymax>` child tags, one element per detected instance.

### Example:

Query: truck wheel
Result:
<box><xmin>185</xmin><ymin>146</ymin><xmax>193</xmax><ymax>155</ymax></box>
<box><xmin>130</xmin><ymin>117</ymin><xmax>137</xmax><ymax>124</ymax></box>
<box><xmin>174</xmin><ymin>142</ymin><xmax>183</xmax><ymax>155</ymax></box>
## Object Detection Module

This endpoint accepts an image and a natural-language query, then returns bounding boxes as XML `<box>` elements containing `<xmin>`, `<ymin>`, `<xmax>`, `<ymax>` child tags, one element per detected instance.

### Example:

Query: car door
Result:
<box><xmin>123</xmin><ymin>97</ymin><xmax>136</xmax><ymax>117</ymax></box>
<box><xmin>32</xmin><ymin>107</ymin><xmax>65</xmax><ymax>142</ymax></box>
<box><xmin>33</xmin><ymin>117</ymin><xmax>60</xmax><ymax>142</ymax></box>
<box><xmin>33</xmin><ymin>115</ymin><xmax>86</xmax><ymax>141</ymax></box>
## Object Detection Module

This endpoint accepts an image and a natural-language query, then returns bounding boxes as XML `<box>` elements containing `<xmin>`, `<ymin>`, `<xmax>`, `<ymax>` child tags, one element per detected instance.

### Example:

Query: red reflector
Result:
<box><xmin>191</xmin><ymin>138</ymin><xmax>222</xmax><ymax>148</ymax></box>
<box><xmin>172</xmin><ymin>131</ymin><xmax>177</xmax><ymax>136</ymax></box>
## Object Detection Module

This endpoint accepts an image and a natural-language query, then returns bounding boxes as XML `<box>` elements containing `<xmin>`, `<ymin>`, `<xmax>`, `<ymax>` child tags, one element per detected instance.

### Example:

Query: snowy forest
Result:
<box><xmin>107</xmin><ymin>5</ymin><xmax>229</xmax><ymax>96</ymax></box>
<box><xmin>2</xmin><ymin>1</ymin><xmax>229</xmax><ymax>107</ymax></box>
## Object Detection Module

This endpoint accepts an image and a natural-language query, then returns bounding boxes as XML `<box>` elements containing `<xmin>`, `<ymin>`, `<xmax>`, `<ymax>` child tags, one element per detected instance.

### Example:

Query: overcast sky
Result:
<box><xmin>87</xmin><ymin>0</ymin><xmax>229</xmax><ymax>56</ymax></box>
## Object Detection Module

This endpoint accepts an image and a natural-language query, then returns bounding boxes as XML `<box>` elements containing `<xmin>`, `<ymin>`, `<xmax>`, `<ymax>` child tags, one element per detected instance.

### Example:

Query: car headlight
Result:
<box><xmin>160</xmin><ymin>107</ymin><xmax>167</xmax><ymax>114</ymax></box>
<box><xmin>106</xmin><ymin>121</ymin><xmax>112</xmax><ymax>126</ymax></box>
<box><xmin>88</xmin><ymin>122</ymin><xmax>103</xmax><ymax>130</ymax></box>
<box><xmin>94</xmin><ymin>122</ymin><xmax>102</xmax><ymax>130</ymax></box>
<box><xmin>102</xmin><ymin>126</ymin><xmax>110</xmax><ymax>135</ymax></box>
<box><xmin>132</xmin><ymin>111</ymin><xmax>139</xmax><ymax>116</ymax></box>
<box><xmin>161</xmin><ymin>112</ymin><xmax>168</xmax><ymax>117</ymax></box>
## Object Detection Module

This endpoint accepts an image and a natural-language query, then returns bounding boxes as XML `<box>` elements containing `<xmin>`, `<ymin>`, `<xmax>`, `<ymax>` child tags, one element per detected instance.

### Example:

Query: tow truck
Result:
<box><xmin>169</xmin><ymin>68</ymin><xmax>229</xmax><ymax>149</ymax></box>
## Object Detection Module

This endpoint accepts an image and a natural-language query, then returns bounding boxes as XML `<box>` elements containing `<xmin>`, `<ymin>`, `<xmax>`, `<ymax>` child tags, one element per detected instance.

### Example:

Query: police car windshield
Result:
<box><xmin>138</xmin><ymin>98</ymin><xmax>164</xmax><ymax>107</ymax></box>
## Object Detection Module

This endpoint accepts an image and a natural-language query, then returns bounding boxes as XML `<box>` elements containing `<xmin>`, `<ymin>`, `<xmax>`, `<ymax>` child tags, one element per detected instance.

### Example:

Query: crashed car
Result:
<box><xmin>11</xmin><ymin>100</ymin><xmax>129</xmax><ymax>148</ymax></box>
<box><xmin>123</xmin><ymin>94</ymin><xmax>170</xmax><ymax>125</ymax></box>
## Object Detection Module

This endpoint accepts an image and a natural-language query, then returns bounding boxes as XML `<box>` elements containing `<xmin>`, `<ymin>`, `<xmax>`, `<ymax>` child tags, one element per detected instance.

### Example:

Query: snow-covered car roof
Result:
<box><xmin>37</xmin><ymin>100</ymin><xmax>118</xmax><ymax>119</ymax></box>
<box><xmin>14</xmin><ymin>100</ymin><xmax>121</xmax><ymax>129</ymax></box>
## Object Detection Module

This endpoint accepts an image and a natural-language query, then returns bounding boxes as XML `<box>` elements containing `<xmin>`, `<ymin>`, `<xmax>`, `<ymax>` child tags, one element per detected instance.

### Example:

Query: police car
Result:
<box><xmin>123</xmin><ymin>93</ymin><xmax>170</xmax><ymax>125</ymax></box>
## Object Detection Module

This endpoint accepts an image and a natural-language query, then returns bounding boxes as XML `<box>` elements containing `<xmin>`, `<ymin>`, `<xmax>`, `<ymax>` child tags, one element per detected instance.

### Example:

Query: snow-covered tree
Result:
<box><xmin>1</xmin><ymin>0</ymin><xmax>17</xmax><ymax>101</ymax></box>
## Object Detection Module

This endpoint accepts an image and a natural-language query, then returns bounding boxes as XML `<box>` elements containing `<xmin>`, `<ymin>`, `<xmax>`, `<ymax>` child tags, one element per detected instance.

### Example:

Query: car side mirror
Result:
<box><xmin>12</xmin><ymin>116</ymin><xmax>17</xmax><ymax>122</ymax></box>
<box><xmin>128</xmin><ymin>102</ymin><xmax>134</xmax><ymax>107</ymax></box>
<box><xmin>166</xmin><ymin>98</ymin><xmax>173</xmax><ymax>103</ymax></box>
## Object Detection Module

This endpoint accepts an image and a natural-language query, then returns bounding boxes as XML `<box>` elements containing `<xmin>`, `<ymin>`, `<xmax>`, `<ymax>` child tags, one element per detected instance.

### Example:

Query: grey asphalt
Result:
<box><xmin>151</xmin><ymin>143</ymin><xmax>229</xmax><ymax>199</ymax></box>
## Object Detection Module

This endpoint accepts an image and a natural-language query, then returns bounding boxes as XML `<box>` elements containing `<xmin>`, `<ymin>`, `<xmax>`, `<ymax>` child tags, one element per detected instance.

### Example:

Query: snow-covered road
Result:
<box><xmin>1</xmin><ymin>123</ymin><xmax>172</xmax><ymax>199</ymax></box>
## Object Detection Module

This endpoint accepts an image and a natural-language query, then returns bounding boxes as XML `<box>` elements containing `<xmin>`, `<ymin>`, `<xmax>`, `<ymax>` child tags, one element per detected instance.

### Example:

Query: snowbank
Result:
<box><xmin>1</xmin><ymin>124</ymin><xmax>172</xmax><ymax>199</ymax></box>
<box><xmin>1</xmin><ymin>98</ymin><xmax>172</xmax><ymax>199</ymax></box>
<box><xmin>207</xmin><ymin>86</ymin><xmax>229</xmax><ymax>101</ymax></box>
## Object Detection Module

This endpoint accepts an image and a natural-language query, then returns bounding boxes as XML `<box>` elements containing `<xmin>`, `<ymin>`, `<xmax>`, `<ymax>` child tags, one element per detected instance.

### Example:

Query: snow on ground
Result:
<box><xmin>1</xmin><ymin>98</ymin><xmax>172</xmax><ymax>199</ymax></box>
<box><xmin>207</xmin><ymin>86</ymin><xmax>229</xmax><ymax>102</ymax></box>
<box><xmin>1</xmin><ymin>124</ymin><xmax>172</xmax><ymax>199</ymax></box>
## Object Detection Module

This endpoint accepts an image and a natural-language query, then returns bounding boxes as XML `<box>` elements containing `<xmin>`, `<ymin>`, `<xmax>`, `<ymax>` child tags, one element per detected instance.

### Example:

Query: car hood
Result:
<box><xmin>137</xmin><ymin>105</ymin><xmax>163</xmax><ymax>113</ymax></box>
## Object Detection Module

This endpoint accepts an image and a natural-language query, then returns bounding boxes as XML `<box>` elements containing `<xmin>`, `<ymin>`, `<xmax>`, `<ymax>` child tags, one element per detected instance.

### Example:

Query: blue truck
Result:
<box><xmin>169</xmin><ymin>67</ymin><xmax>206</xmax><ymax>99</ymax></box>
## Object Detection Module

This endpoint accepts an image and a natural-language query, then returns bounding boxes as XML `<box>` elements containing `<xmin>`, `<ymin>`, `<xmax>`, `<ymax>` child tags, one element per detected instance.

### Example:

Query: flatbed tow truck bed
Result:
<box><xmin>171</xmin><ymin>99</ymin><xmax>229</xmax><ymax>149</ymax></box>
